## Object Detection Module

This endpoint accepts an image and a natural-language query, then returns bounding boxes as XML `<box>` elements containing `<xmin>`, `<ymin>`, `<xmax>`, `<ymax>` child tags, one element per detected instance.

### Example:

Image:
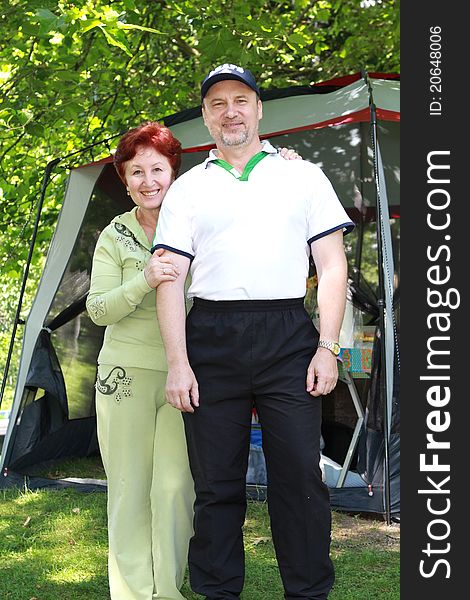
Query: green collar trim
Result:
<box><xmin>212</xmin><ymin>151</ymin><xmax>269</xmax><ymax>181</ymax></box>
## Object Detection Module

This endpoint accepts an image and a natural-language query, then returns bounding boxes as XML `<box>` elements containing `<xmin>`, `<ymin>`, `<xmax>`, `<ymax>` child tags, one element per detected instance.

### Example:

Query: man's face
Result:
<box><xmin>202</xmin><ymin>80</ymin><xmax>262</xmax><ymax>149</ymax></box>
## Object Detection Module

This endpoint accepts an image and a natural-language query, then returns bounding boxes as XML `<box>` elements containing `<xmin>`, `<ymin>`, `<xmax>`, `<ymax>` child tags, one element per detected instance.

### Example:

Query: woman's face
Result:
<box><xmin>124</xmin><ymin>145</ymin><xmax>174</xmax><ymax>211</ymax></box>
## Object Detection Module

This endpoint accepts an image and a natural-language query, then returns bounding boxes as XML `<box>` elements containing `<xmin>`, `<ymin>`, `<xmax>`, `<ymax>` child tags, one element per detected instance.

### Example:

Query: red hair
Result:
<box><xmin>114</xmin><ymin>121</ymin><xmax>182</xmax><ymax>183</ymax></box>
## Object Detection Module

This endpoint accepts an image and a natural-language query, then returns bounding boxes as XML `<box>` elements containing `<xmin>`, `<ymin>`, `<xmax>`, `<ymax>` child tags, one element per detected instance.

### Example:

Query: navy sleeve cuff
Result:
<box><xmin>151</xmin><ymin>244</ymin><xmax>194</xmax><ymax>261</ymax></box>
<box><xmin>308</xmin><ymin>221</ymin><xmax>355</xmax><ymax>245</ymax></box>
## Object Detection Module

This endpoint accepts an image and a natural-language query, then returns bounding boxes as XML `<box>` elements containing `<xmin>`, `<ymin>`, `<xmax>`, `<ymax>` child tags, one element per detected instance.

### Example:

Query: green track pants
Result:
<box><xmin>96</xmin><ymin>365</ymin><xmax>194</xmax><ymax>600</ymax></box>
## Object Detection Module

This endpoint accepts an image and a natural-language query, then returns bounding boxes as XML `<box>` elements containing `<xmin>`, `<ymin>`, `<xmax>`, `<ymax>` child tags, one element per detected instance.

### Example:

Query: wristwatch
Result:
<box><xmin>317</xmin><ymin>339</ymin><xmax>341</xmax><ymax>356</ymax></box>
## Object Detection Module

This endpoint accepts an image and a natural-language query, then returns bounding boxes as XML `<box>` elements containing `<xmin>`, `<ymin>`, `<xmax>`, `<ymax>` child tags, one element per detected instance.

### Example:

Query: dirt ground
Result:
<box><xmin>332</xmin><ymin>511</ymin><xmax>400</xmax><ymax>551</ymax></box>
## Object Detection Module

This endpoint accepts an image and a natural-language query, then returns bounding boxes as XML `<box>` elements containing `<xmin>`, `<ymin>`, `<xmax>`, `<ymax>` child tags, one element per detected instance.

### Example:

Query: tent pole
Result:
<box><xmin>0</xmin><ymin>158</ymin><xmax>61</xmax><ymax>411</ymax></box>
<box><xmin>353</xmin><ymin>219</ymin><xmax>364</xmax><ymax>285</ymax></box>
<box><xmin>353</xmin><ymin>120</ymin><xmax>368</xmax><ymax>284</ymax></box>
<box><xmin>368</xmin><ymin>97</ymin><xmax>392</xmax><ymax>525</ymax></box>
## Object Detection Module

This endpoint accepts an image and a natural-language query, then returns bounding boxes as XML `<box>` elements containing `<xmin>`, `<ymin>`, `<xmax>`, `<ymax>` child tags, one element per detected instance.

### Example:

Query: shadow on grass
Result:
<box><xmin>0</xmin><ymin>566</ymin><xmax>110</xmax><ymax>600</ymax></box>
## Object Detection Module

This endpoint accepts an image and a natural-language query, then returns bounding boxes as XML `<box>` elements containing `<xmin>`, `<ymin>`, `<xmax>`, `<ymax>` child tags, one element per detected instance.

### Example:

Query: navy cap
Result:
<box><xmin>201</xmin><ymin>64</ymin><xmax>260</xmax><ymax>101</ymax></box>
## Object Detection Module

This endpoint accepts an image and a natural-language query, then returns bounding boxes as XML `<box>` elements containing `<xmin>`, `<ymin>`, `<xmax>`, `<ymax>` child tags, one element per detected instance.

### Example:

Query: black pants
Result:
<box><xmin>184</xmin><ymin>298</ymin><xmax>335</xmax><ymax>600</ymax></box>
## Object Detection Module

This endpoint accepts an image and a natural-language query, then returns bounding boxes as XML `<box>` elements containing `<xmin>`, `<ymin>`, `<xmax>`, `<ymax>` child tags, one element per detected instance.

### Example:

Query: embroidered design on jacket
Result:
<box><xmin>96</xmin><ymin>366</ymin><xmax>133</xmax><ymax>403</ymax></box>
<box><xmin>114</xmin><ymin>222</ymin><xmax>149</xmax><ymax>253</ymax></box>
<box><xmin>87</xmin><ymin>296</ymin><xmax>106</xmax><ymax>320</ymax></box>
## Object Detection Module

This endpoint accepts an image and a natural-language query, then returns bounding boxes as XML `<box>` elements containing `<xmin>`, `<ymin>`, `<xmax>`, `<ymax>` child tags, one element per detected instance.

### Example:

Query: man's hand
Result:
<box><xmin>166</xmin><ymin>362</ymin><xmax>200</xmax><ymax>412</ymax></box>
<box><xmin>306</xmin><ymin>347</ymin><xmax>339</xmax><ymax>397</ymax></box>
<box><xmin>278</xmin><ymin>147</ymin><xmax>302</xmax><ymax>160</ymax></box>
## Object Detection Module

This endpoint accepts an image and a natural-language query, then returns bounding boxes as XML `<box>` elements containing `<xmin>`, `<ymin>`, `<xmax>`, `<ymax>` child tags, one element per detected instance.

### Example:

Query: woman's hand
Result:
<box><xmin>144</xmin><ymin>248</ymin><xmax>180</xmax><ymax>288</ymax></box>
<box><xmin>278</xmin><ymin>147</ymin><xmax>302</xmax><ymax>160</ymax></box>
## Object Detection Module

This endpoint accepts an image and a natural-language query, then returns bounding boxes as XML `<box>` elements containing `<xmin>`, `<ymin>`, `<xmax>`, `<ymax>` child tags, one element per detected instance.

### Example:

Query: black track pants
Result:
<box><xmin>184</xmin><ymin>298</ymin><xmax>335</xmax><ymax>600</ymax></box>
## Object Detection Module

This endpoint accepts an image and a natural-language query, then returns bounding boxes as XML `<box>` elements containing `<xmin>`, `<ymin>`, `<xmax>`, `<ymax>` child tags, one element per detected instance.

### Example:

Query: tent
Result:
<box><xmin>0</xmin><ymin>72</ymin><xmax>400</xmax><ymax>518</ymax></box>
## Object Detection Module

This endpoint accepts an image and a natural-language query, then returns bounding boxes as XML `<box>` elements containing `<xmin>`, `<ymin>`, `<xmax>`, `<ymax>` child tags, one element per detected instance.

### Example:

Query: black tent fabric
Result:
<box><xmin>5</xmin><ymin>328</ymin><xmax>98</xmax><ymax>471</ymax></box>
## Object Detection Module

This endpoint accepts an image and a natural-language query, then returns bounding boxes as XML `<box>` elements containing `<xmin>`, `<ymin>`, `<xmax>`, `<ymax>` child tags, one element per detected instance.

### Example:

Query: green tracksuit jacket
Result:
<box><xmin>86</xmin><ymin>206</ymin><xmax>168</xmax><ymax>371</ymax></box>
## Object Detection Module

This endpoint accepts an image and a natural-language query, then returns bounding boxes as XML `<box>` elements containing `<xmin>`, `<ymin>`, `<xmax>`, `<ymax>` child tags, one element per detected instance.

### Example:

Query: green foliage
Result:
<box><xmin>0</xmin><ymin>0</ymin><xmax>399</xmax><ymax>405</ymax></box>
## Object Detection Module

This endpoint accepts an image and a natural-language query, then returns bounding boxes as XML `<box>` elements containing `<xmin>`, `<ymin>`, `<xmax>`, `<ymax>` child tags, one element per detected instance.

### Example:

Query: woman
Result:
<box><xmin>87</xmin><ymin>121</ymin><xmax>301</xmax><ymax>600</ymax></box>
<box><xmin>87</xmin><ymin>122</ymin><xmax>190</xmax><ymax>600</ymax></box>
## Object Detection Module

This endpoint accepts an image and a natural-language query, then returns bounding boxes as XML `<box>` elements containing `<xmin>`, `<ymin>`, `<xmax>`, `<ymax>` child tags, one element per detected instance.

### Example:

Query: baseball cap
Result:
<box><xmin>201</xmin><ymin>64</ymin><xmax>260</xmax><ymax>101</ymax></box>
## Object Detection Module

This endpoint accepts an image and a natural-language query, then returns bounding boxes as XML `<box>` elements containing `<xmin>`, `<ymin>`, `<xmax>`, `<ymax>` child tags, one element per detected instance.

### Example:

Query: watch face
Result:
<box><xmin>333</xmin><ymin>343</ymin><xmax>340</xmax><ymax>355</ymax></box>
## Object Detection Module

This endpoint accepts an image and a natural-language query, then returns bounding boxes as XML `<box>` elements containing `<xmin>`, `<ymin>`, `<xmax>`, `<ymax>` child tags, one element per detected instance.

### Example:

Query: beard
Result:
<box><xmin>220</xmin><ymin>127</ymin><xmax>249</xmax><ymax>147</ymax></box>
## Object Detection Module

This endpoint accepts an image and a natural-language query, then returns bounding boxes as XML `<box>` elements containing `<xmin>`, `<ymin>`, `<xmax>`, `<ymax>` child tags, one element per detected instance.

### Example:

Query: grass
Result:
<box><xmin>0</xmin><ymin>457</ymin><xmax>399</xmax><ymax>599</ymax></box>
<box><xmin>0</xmin><ymin>487</ymin><xmax>109</xmax><ymax>599</ymax></box>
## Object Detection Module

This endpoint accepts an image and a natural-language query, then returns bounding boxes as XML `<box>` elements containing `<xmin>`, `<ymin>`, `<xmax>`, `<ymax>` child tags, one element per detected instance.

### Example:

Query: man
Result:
<box><xmin>153</xmin><ymin>64</ymin><xmax>354</xmax><ymax>600</ymax></box>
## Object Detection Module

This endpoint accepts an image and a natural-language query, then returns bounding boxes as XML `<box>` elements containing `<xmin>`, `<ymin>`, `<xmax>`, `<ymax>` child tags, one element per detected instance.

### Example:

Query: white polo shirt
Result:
<box><xmin>153</xmin><ymin>141</ymin><xmax>354</xmax><ymax>300</ymax></box>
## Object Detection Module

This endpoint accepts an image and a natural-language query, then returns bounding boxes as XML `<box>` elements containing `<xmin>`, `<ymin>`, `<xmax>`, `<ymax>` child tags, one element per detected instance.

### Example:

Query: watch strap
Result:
<box><xmin>317</xmin><ymin>339</ymin><xmax>341</xmax><ymax>356</ymax></box>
